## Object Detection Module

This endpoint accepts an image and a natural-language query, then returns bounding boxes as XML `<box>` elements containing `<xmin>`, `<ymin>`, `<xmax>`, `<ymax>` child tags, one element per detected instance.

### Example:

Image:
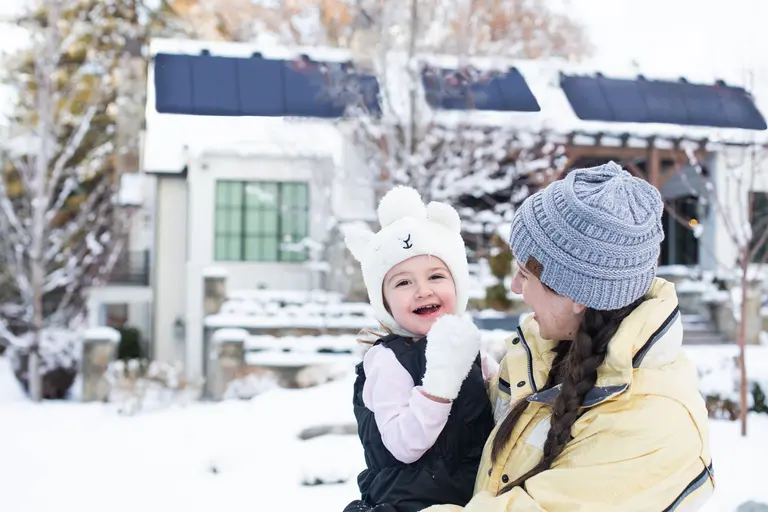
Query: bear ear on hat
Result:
<box><xmin>426</xmin><ymin>201</ymin><xmax>461</xmax><ymax>233</ymax></box>
<box><xmin>378</xmin><ymin>186</ymin><xmax>427</xmax><ymax>227</ymax></box>
<box><xmin>342</xmin><ymin>222</ymin><xmax>375</xmax><ymax>262</ymax></box>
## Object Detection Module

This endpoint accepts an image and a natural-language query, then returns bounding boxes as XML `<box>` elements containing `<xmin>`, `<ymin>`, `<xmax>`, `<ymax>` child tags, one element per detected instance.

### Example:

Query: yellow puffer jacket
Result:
<box><xmin>423</xmin><ymin>278</ymin><xmax>714</xmax><ymax>512</ymax></box>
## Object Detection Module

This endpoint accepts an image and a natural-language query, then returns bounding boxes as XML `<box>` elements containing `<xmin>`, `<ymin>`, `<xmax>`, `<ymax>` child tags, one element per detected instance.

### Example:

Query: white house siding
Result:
<box><xmin>152</xmin><ymin>176</ymin><xmax>188</xmax><ymax>364</ymax></box>
<box><xmin>184</xmin><ymin>153</ymin><xmax>321</xmax><ymax>378</ymax></box>
<box><xmin>149</xmin><ymin>117</ymin><xmax>378</xmax><ymax>379</ymax></box>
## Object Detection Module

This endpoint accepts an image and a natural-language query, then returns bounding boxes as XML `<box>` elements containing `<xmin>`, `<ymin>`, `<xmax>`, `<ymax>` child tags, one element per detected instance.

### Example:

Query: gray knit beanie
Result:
<box><xmin>509</xmin><ymin>161</ymin><xmax>665</xmax><ymax>310</ymax></box>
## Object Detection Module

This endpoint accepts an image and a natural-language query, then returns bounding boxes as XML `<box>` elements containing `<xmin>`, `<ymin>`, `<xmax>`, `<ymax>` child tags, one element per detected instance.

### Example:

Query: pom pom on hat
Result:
<box><xmin>377</xmin><ymin>185</ymin><xmax>428</xmax><ymax>227</ymax></box>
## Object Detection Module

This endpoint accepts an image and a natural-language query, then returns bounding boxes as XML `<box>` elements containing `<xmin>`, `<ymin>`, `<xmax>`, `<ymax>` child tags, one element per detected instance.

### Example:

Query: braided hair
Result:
<box><xmin>491</xmin><ymin>296</ymin><xmax>644</xmax><ymax>495</ymax></box>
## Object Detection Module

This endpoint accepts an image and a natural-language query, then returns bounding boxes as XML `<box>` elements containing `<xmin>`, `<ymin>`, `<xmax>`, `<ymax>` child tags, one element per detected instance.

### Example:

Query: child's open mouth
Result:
<box><xmin>413</xmin><ymin>304</ymin><xmax>441</xmax><ymax>316</ymax></box>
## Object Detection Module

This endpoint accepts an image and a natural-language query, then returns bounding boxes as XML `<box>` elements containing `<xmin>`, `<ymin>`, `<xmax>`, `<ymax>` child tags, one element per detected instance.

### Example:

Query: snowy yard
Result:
<box><xmin>1</xmin><ymin>356</ymin><xmax>766</xmax><ymax>512</ymax></box>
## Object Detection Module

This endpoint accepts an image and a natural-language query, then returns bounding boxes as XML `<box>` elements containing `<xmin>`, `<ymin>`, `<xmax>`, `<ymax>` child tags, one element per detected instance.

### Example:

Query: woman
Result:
<box><xmin>423</xmin><ymin>161</ymin><xmax>713</xmax><ymax>512</ymax></box>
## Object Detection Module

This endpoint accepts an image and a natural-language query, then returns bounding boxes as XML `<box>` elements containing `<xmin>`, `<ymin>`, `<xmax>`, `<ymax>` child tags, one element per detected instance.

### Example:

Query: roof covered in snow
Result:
<box><xmin>143</xmin><ymin>38</ymin><xmax>768</xmax><ymax>175</ymax></box>
<box><xmin>420</xmin><ymin>53</ymin><xmax>768</xmax><ymax>147</ymax></box>
<box><xmin>143</xmin><ymin>39</ymin><xmax>350</xmax><ymax>174</ymax></box>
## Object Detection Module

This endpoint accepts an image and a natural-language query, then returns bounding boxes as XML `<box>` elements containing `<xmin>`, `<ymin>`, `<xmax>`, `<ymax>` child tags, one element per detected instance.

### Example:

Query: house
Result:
<box><xmin>141</xmin><ymin>38</ymin><xmax>767</xmax><ymax>381</ymax></box>
<box><xmin>84</xmin><ymin>172</ymin><xmax>153</xmax><ymax>343</ymax></box>
<box><xmin>418</xmin><ymin>53</ymin><xmax>768</xmax><ymax>271</ymax></box>
<box><xmin>142</xmin><ymin>38</ymin><xmax>379</xmax><ymax>376</ymax></box>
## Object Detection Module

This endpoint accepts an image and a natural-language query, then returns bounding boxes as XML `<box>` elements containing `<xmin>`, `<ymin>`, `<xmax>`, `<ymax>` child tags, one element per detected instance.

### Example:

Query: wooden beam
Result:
<box><xmin>624</xmin><ymin>161</ymin><xmax>647</xmax><ymax>181</ymax></box>
<box><xmin>648</xmin><ymin>145</ymin><xmax>661</xmax><ymax>189</ymax></box>
<box><xmin>548</xmin><ymin>153</ymin><xmax>580</xmax><ymax>184</ymax></box>
<box><xmin>657</xmin><ymin>162</ymin><xmax>679</xmax><ymax>190</ymax></box>
<box><xmin>566</xmin><ymin>144</ymin><xmax>707</xmax><ymax>163</ymax></box>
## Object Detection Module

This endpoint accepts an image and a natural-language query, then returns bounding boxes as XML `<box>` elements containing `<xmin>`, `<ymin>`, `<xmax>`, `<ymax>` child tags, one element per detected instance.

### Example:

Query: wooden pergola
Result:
<box><xmin>542</xmin><ymin>132</ymin><xmax>712</xmax><ymax>193</ymax></box>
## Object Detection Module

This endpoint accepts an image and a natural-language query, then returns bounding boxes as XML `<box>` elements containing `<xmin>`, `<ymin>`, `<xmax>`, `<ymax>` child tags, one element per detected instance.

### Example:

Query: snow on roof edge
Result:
<box><xmin>148</xmin><ymin>37</ymin><xmax>354</xmax><ymax>63</ymax></box>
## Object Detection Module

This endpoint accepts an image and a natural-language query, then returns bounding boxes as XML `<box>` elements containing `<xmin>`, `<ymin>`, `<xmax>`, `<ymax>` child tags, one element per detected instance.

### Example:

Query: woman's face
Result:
<box><xmin>510</xmin><ymin>259</ymin><xmax>586</xmax><ymax>341</ymax></box>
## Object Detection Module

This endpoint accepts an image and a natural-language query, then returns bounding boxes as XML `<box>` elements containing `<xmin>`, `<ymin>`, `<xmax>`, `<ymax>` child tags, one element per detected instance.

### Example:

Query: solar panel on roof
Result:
<box><xmin>153</xmin><ymin>53</ymin><xmax>381</xmax><ymax>118</ymax></box>
<box><xmin>558</xmin><ymin>74</ymin><xmax>614</xmax><ymax>121</ymax></box>
<box><xmin>496</xmin><ymin>68</ymin><xmax>540</xmax><ymax>112</ymax></box>
<box><xmin>421</xmin><ymin>67</ymin><xmax>540</xmax><ymax>112</ymax></box>
<box><xmin>637</xmin><ymin>79</ymin><xmax>689</xmax><ymax>125</ymax></box>
<box><xmin>598</xmin><ymin>77</ymin><xmax>648</xmax><ymax>123</ymax></box>
<box><xmin>237</xmin><ymin>55</ymin><xmax>285</xmax><ymax>116</ymax></box>
<box><xmin>191</xmin><ymin>55</ymin><xmax>239</xmax><ymax>115</ymax></box>
<box><xmin>283</xmin><ymin>59</ymin><xmax>338</xmax><ymax>118</ymax></box>
<box><xmin>679</xmin><ymin>82</ymin><xmax>726</xmax><ymax>128</ymax></box>
<box><xmin>153</xmin><ymin>53</ymin><xmax>194</xmax><ymax>114</ymax></box>
<box><xmin>560</xmin><ymin>73</ymin><xmax>767</xmax><ymax>130</ymax></box>
<box><xmin>716</xmin><ymin>86</ymin><xmax>765</xmax><ymax>129</ymax></box>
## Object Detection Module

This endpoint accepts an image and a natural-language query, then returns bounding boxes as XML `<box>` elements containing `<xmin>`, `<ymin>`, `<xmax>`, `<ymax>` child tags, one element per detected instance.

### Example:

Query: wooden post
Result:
<box><xmin>624</xmin><ymin>161</ymin><xmax>647</xmax><ymax>181</ymax></box>
<box><xmin>648</xmin><ymin>144</ymin><xmax>661</xmax><ymax>190</ymax></box>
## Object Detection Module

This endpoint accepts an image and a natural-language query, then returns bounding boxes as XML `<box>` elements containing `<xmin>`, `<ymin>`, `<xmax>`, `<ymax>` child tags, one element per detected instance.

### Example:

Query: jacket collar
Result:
<box><xmin>519</xmin><ymin>278</ymin><xmax>683</xmax><ymax>407</ymax></box>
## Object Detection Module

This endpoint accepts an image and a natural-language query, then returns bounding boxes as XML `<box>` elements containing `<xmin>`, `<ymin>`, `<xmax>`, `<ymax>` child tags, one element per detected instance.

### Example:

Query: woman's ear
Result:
<box><xmin>572</xmin><ymin>302</ymin><xmax>587</xmax><ymax>316</ymax></box>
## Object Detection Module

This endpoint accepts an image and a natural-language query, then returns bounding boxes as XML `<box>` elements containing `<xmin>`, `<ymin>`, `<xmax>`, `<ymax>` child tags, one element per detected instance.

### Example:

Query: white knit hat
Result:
<box><xmin>343</xmin><ymin>186</ymin><xmax>470</xmax><ymax>337</ymax></box>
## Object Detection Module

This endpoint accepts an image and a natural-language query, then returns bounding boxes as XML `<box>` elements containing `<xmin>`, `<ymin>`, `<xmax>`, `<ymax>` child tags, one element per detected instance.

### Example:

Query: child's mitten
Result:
<box><xmin>421</xmin><ymin>314</ymin><xmax>481</xmax><ymax>401</ymax></box>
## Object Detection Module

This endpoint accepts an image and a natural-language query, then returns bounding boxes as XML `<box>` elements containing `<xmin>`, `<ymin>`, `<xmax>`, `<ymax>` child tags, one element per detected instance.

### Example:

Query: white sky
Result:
<box><xmin>569</xmin><ymin>0</ymin><xmax>768</xmax><ymax>85</ymax></box>
<box><xmin>1</xmin><ymin>0</ymin><xmax>767</xmax><ymax>124</ymax></box>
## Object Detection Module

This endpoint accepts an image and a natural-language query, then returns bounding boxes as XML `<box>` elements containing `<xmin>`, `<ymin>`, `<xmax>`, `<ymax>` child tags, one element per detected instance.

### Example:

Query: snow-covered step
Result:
<box><xmin>683</xmin><ymin>328</ymin><xmax>732</xmax><ymax>345</ymax></box>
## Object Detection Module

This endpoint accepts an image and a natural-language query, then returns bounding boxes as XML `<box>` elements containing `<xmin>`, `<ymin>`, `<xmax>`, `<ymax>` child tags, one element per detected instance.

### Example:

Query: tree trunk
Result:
<box><xmin>406</xmin><ymin>0</ymin><xmax>419</xmax><ymax>191</ymax></box>
<box><xmin>738</xmin><ymin>255</ymin><xmax>749</xmax><ymax>436</ymax></box>
<box><xmin>27</xmin><ymin>2</ymin><xmax>59</xmax><ymax>402</ymax></box>
<box><xmin>28</xmin><ymin>259</ymin><xmax>45</xmax><ymax>402</ymax></box>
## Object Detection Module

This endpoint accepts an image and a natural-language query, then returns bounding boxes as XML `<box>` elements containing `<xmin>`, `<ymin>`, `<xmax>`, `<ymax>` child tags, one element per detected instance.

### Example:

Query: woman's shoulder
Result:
<box><xmin>579</xmin><ymin>381</ymin><xmax>708</xmax><ymax>450</ymax></box>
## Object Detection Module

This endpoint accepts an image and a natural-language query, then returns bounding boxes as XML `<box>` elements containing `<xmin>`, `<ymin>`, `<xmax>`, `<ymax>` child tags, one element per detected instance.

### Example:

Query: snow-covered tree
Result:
<box><xmin>173</xmin><ymin>0</ymin><xmax>591</xmax><ymax>61</ymax></box>
<box><xmin>348</xmin><ymin>117</ymin><xmax>566</xmax><ymax>230</ymax></box>
<box><xmin>336</xmin><ymin>0</ymin><xmax>571</xmax><ymax>244</ymax></box>
<box><xmin>0</xmin><ymin>0</ymin><xmax>179</xmax><ymax>400</ymax></box>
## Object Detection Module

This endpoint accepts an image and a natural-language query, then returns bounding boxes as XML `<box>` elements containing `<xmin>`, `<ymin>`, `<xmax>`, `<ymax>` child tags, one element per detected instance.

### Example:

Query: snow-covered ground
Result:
<box><xmin>0</xmin><ymin>355</ymin><xmax>766</xmax><ymax>512</ymax></box>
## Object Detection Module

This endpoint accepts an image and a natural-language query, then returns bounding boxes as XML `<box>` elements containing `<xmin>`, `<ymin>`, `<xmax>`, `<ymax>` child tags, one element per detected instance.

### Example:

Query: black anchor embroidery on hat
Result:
<box><xmin>401</xmin><ymin>234</ymin><xmax>413</xmax><ymax>249</ymax></box>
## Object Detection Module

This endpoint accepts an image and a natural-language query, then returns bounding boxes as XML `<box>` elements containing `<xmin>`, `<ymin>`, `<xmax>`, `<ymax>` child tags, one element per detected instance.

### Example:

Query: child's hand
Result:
<box><xmin>421</xmin><ymin>314</ymin><xmax>481</xmax><ymax>401</ymax></box>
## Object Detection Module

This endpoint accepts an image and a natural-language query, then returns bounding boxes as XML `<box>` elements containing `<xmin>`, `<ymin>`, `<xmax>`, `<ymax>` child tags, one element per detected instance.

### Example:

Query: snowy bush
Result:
<box><xmin>752</xmin><ymin>382</ymin><xmax>767</xmax><ymax>414</ymax></box>
<box><xmin>295</xmin><ymin>362</ymin><xmax>351</xmax><ymax>388</ymax></box>
<box><xmin>687</xmin><ymin>346</ymin><xmax>768</xmax><ymax>419</ymax></box>
<box><xmin>116</xmin><ymin>326</ymin><xmax>144</xmax><ymax>361</ymax></box>
<box><xmin>106</xmin><ymin>359</ymin><xmax>202</xmax><ymax>415</ymax></box>
<box><xmin>6</xmin><ymin>329</ymin><xmax>80</xmax><ymax>399</ymax></box>
<box><xmin>223</xmin><ymin>371</ymin><xmax>279</xmax><ymax>400</ymax></box>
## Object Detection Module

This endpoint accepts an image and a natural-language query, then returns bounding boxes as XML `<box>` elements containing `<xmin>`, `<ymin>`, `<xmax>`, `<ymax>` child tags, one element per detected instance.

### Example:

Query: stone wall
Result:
<box><xmin>80</xmin><ymin>327</ymin><xmax>121</xmax><ymax>402</ymax></box>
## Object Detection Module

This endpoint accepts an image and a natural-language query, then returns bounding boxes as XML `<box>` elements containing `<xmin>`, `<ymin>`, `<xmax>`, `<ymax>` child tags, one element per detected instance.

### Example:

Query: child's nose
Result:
<box><xmin>415</xmin><ymin>281</ymin><xmax>434</xmax><ymax>298</ymax></box>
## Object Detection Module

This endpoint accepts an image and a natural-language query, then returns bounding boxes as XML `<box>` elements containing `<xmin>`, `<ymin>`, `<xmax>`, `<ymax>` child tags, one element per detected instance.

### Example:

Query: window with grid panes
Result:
<box><xmin>750</xmin><ymin>191</ymin><xmax>768</xmax><ymax>263</ymax></box>
<box><xmin>214</xmin><ymin>181</ymin><xmax>309</xmax><ymax>262</ymax></box>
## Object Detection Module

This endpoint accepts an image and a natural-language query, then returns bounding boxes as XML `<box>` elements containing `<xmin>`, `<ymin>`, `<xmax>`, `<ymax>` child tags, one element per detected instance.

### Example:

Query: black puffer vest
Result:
<box><xmin>349</xmin><ymin>334</ymin><xmax>494</xmax><ymax>512</ymax></box>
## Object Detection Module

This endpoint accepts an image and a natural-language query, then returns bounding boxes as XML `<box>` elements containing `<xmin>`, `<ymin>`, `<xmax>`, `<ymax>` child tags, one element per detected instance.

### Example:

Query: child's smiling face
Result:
<box><xmin>382</xmin><ymin>255</ymin><xmax>457</xmax><ymax>337</ymax></box>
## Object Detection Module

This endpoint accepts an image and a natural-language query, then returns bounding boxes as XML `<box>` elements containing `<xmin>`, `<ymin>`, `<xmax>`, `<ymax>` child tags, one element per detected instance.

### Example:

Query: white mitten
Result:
<box><xmin>421</xmin><ymin>314</ymin><xmax>482</xmax><ymax>400</ymax></box>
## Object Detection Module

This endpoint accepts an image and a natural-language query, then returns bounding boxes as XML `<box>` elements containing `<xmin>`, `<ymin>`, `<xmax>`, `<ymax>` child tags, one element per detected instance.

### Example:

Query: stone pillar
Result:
<box><xmin>207</xmin><ymin>328</ymin><xmax>247</xmax><ymax>400</ymax></box>
<box><xmin>81</xmin><ymin>327</ymin><xmax>121</xmax><ymax>402</ymax></box>
<box><xmin>744</xmin><ymin>280</ymin><xmax>762</xmax><ymax>345</ymax></box>
<box><xmin>711</xmin><ymin>301</ymin><xmax>738</xmax><ymax>341</ymax></box>
<box><xmin>203</xmin><ymin>268</ymin><xmax>228</xmax><ymax>316</ymax></box>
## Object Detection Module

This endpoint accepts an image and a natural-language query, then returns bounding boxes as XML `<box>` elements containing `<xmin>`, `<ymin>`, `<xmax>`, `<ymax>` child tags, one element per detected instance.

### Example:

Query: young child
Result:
<box><xmin>342</xmin><ymin>186</ymin><xmax>496</xmax><ymax>512</ymax></box>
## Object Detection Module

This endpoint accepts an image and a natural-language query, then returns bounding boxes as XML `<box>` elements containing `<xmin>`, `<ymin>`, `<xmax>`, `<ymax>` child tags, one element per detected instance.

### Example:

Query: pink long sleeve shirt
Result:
<box><xmin>362</xmin><ymin>344</ymin><xmax>499</xmax><ymax>464</ymax></box>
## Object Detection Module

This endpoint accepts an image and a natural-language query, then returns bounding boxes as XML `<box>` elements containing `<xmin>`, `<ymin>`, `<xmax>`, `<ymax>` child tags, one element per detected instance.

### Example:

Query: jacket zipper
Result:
<box><xmin>516</xmin><ymin>326</ymin><xmax>538</xmax><ymax>393</ymax></box>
